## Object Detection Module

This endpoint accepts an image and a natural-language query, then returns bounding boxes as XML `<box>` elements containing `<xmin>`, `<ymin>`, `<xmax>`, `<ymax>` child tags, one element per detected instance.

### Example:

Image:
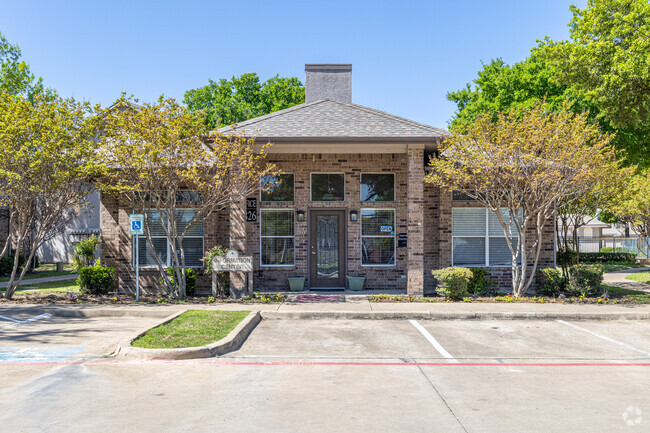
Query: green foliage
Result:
<box><xmin>537</xmin><ymin>268</ymin><xmax>564</xmax><ymax>297</ymax></box>
<box><xmin>0</xmin><ymin>254</ymin><xmax>26</xmax><ymax>275</ymax></box>
<box><xmin>447</xmin><ymin>0</ymin><xmax>650</xmax><ymax>168</ymax></box>
<box><xmin>162</xmin><ymin>268</ymin><xmax>197</xmax><ymax>296</ymax></box>
<box><xmin>578</xmin><ymin>252</ymin><xmax>637</xmax><ymax>262</ymax></box>
<box><xmin>77</xmin><ymin>266</ymin><xmax>115</xmax><ymax>295</ymax></box>
<box><xmin>432</xmin><ymin>267</ymin><xmax>473</xmax><ymax>299</ymax></box>
<box><xmin>568</xmin><ymin>264</ymin><xmax>604</xmax><ymax>296</ymax></box>
<box><xmin>71</xmin><ymin>235</ymin><xmax>101</xmax><ymax>271</ymax></box>
<box><xmin>468</xmin><ymin>268</ymin><xmax>496</xmax><ymax>296</ymax></box>
<box><xmin>547</xmin><ymin>0</ymin><xmax>650</xmax><ymax>129</ymax></box>
<box><xmin>0</xmin><ymin>31</ymin><xmax>51</xmax><ymax>100</ymax></box>
<box><xmin>183</xmin><ymin>73</ymin><xmax>304</xmax><ymax>129</ymax></box>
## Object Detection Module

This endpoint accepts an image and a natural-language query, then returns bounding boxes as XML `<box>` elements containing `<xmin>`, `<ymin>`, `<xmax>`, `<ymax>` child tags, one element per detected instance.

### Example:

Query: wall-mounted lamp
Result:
<box><xmin>296</xmin><ymin>210</ymin><xmax>305</xmax><ymax>222</ymax></box>
<box><xmin>349</xmin><ymin>210</ymin><xmax>358</xmax><ymax>222</ymax></box>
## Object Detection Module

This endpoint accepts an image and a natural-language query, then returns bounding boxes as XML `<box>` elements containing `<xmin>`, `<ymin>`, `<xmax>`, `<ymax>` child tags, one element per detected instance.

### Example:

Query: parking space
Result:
<box><xmin>1</xmin><ymin>313</ymin><xmax>649</xmax><ymax>432</ymax></box>
<box><xmin>0</xmin><ymin>310</ymin><xmax>162</xmax><ymax>362</ymax></box>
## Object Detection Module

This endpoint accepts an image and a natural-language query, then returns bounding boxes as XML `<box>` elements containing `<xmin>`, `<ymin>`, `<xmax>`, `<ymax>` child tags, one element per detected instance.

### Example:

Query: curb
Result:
<box><xmin>261</xmin><ymin>311</ymin><xmax>650</xmax><ymax>321</ymax></box>
<box><xmin>44</xmin><ymin>307</ymin><xmax>177</xmax><ymax>319</ymax></box>
<box><xmin>115</xmin><ymin>310</ymin><xmax>261</xmax><ymax>360</ymax></box>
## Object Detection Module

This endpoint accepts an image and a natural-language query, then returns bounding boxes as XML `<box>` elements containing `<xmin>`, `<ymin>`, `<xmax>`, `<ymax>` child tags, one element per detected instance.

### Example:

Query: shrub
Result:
<box><xmin>162</xmin><ymin>267</ymin><xmax>197</xmax><ymax>296</ymax></box>
<box><xmin>432</xmin><ymin>267</ymin><xmax>473</xmax><ymax>299</ymax></box>
<box><xmin>0</xmin><ymin>253</ymin><xmax>27</xmax><ymax>276</ymax></box>
<box><xmin>537</xmin><ymin>268</ymin><xmax>563</xmax><ymax>297</ymax></box>
<box><xmin>568</xmin><ymin>264</ymin><xmax>604</xmax><ymax>296</ymax></box>
<box><xmin>468</xmin><ymin>268</ymin><xmax>496</xmax><ymax>296</ymax></box>
<box><xmin>72</xmin><ymin>235</ymin><xmax>101</xmax><ymax>271</ymax></box>
<box><xmin>557</xmin><ymin>247</ymin><xmax>580</xmax><ymax>268</ymax></box>
<box><xmin>578</xmin><ymin>252</ymin><xmax>636</xmax><ymax>262</ymax></box>
<box><xmin>77</xmin><ymin>266</ymin><xmax>115</xmax><ymax>295</ymax></box>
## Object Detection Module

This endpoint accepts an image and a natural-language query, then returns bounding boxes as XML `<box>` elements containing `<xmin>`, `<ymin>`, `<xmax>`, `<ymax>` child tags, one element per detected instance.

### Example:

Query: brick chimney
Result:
<box><xmin>305</xmin><ymin>64</ymin><xmax>352</xmax><ymax>103</ymax></box>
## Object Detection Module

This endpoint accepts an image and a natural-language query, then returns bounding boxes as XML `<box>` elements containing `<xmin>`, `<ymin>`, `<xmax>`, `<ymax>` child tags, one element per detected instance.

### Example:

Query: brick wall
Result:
<box><xmin>250</xmin><ymin>153</ymin><xmax>409</xmax><ymax>291</ymax></box>
<box><xmin>433</xmin><ymin>189</ymin><xmax>556</xmax><ymax>294</ymax></box>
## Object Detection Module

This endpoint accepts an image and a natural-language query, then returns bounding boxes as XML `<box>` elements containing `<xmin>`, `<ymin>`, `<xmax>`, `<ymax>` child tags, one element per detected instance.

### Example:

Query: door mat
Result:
<box><xmin>293</xmin><ymin>294</ymin><xmax>345</xmax><ymax>303</ymax></box>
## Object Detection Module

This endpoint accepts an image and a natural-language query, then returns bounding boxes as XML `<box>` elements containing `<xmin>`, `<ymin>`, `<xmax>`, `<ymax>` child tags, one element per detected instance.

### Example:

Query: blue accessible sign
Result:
<box><xmin>129</xmin><ymin>214</ymin><xmax>144</xmax><ymax>236</ymax></box>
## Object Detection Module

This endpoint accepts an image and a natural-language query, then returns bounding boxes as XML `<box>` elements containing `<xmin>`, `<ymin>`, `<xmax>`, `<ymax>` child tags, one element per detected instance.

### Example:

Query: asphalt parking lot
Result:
<box><xmin>0</xmin><ymin>311</ymin><xmax>648</xmax><ymax>433</ymax></box>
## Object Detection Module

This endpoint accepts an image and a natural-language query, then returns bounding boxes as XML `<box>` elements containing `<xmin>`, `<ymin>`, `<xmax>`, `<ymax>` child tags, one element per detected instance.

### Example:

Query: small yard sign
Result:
<box><xmin>129</xmin><ymin>214</ymin><xmax>144</xmax><ymax>236</ymax></box>
<box><xmin>213</xmin><ymin>250</ymin><xmax>253</xmax><ymax>272</ymax></box>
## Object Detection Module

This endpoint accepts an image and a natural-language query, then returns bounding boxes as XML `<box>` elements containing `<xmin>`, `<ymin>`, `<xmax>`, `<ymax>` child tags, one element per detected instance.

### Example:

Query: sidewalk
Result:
<box><xmin>2</xmin><ymin>295</ymin><xmax>648</xmax><ymax>321</ymax></box>
<box><xmin>603</xmin><ymin>266</ymin><xmax>650</xmax><ymax>293</ymax></box>
<box><xmin>0</xmin><ymin>274</ymin><xmax>78</xmax><ymax>289</ymax></box>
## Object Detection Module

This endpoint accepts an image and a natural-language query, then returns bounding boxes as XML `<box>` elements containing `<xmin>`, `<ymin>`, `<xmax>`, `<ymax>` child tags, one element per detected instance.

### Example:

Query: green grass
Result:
<box><xmin>602</xmin><ymin>284</ymin><xmax>650</xmax><ymax>303</ymax></box>
<box><xmin>1</xmin><ymin>278</ymin><xmax>80</xmax><ymax>293</ymax></box>
<box><xmin>625</xmin><ymin>271</ymin><xmax>650</xmax><ymax>285</ymax></box>
<box><xmin>0</xmin><ymin>263</ymin><xmax>75</xmax><ymax>282</ymax></box>
<box><xmin>132</xmin><ymin>310</ymin><xmax>250</xmax><ymax>349</ymax></box>
<box><xmin>582</xmin><ymin>261</ymin><xmax>645</xmax><ymax>273</ymax></box>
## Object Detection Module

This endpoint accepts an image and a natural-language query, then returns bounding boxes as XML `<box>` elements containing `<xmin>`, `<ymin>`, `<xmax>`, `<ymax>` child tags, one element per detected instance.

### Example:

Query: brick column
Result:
<box><xmin>229</xmin><ymin>191</ymin><xmax>248</xmax><ymax>298</ymax></box>
<box><xmin>407</xmin><ymin>144</ymin><xmax>425</xmax><ymax>296</ymax></box>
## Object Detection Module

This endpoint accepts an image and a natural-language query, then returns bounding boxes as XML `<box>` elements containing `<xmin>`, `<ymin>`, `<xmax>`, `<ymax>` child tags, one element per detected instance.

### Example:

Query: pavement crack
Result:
<box><xmin>414</xmin><ymin>360</ymin><xmax>469</xmax><ymax>433</ymax></box>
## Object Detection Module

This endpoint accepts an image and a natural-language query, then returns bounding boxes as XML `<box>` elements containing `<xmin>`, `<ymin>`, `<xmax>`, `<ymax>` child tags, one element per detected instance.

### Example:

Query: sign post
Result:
<box><xmin>129</xmin><ymin>214</ymin><xmax>144</xmax><ymax>301</ymax></box>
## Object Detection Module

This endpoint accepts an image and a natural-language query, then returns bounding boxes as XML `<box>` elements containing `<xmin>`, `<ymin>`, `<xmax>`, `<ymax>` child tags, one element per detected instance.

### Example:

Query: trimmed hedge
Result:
<box><xmin>568</xmin><ymin>264</ymin><xmax>604</xmax><ymax>297</ymax></box>
<box><xmin>468</xmin><ymin>268</ymin><xmax>496</xmax><ymax>295</ymax></box>
<box><xmin>0</xmin><ymin>253</ymin><xmax>28</xmax><ymax>276</ymax></box>
<box><xmin>537</xmin><ymin>268</ymin><xmax>563</xmax><ymax>297</ymax></box>
<box><xmin>77</xmin><ymin>266</ymin><xmax>115</xmax><ymax>295</ymax></box>
<box><xmin>163</xmin><ymin>267</ymin><xmax>197</xmax><ymax>296</ymax></box>
<box><xmin>578</xmin><ymin>252</ymin><xmax>636</xmax><ymax>262</ymax></box>
<box><xmin>432</xmin><ymin>267</ymin><xmax>473</xmax><ymax>299</ymax></box>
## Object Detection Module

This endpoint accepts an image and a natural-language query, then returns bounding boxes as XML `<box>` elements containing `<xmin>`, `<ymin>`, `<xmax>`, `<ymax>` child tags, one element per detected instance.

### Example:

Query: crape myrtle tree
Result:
<box><xmin>426</xmin><ymin>102</ymin><xmax>627</xmax><ymax>297</ymax></box>
<box><xmin>97</xmin><ymin>95</ymin><xmax>279</xmax><ymax>299</ymax></box>
<box><xmin>613</xmin><ymin>173</ymin><xmax>650</xmax><ymax>256</ymax></box>
<box><xmin>0</xmin><ymin>93</ymin><xmax>100</xmax><ymax>299</ymax></box>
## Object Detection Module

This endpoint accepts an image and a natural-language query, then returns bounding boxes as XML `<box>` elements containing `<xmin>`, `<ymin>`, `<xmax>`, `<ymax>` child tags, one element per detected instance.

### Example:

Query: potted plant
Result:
<box><xmin>287</xmin><ymin>276</ymin><xmax>306</xmax><ymax>292</ymax></box>
<box><xmin>346</xmin><ymin>275</ymin><xmax>365</xmax><ymax>291</ymax></box>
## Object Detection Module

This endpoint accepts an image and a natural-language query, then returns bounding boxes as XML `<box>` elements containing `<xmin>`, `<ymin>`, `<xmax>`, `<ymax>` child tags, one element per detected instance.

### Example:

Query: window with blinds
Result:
<box><xmin>133</xmin><ymin>209</ymin><xmax>204</xmax><ymax>268</ymax></box>
<box><xmin>361</xmin><ymin>208</ymin><xmax>396</xmax><ymax>266</ymax></box>
<box><xmin>260</xmin><ymin>209</ymin><xmax>295</xmax><ymax>266</ymax></box>
<box><xmin>452</xmin><ymin>207</ymin><xmax>520</xmax><ymax>267</ymax></box>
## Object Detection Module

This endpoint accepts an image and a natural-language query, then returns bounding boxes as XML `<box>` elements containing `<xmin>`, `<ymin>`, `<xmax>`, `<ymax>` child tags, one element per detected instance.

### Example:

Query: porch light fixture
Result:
<box><xmin>296</xmin><ymin>210</ymin><xmax>305</xmax><ymax>222</ymax></box>
<box><xmin>350</xmin><ymin>210</ymin><xmax>358</xmax><ymax>222</ymax></box>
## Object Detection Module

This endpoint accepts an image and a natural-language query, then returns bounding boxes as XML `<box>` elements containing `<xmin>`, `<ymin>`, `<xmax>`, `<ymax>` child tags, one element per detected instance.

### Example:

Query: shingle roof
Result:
<box><xmin>218</xmin><ymin>99</ymin><xmax>447</xmax><ymax>139</ymax></box>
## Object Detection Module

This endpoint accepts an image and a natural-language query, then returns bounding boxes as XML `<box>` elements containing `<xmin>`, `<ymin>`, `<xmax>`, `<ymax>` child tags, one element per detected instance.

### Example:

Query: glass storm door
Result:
<box><xmin>310</xmin><ymin>210</ymin><xmax>346</xmax><ymax>287</ymax></box>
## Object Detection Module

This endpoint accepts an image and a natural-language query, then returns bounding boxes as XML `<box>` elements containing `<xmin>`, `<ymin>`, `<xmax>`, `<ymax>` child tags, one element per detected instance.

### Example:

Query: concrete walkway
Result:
<box><xmin>603</xmin><ymin>266</ymin><xmax>650</xmax><ymax>293</ymax></box>
<box><xmin>0</xmin><ymin>274</ymin><xmax>78</xmax><ymax>289</ymax></box>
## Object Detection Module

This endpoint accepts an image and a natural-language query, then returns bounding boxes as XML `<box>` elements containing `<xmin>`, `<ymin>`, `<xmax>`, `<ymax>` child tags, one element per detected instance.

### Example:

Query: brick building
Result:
<box><xmin>100</xmin><ymin>64</ymin><xmax>555</xmax><ymax>296</ymax></box>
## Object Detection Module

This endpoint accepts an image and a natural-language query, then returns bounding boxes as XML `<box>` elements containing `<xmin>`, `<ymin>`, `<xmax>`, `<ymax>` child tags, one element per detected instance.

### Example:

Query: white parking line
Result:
<box><xmin>409</xmin><ymin>319</ymin><xmax>458</xmax><ymax>363</ymax></box>
<box><xmin>556</xmin><ymin>320</ymin><xmax>650</xmax><ymax>357</ymax></box>
<box><xmin>0</xmin><ymin>313</ymin><xmax>53</xmax><ymax>331</ymax></box>
<box><xmin>0</xmin><ymin>315</ymin><xmax>21</xmax><ymax>323</ymax></box>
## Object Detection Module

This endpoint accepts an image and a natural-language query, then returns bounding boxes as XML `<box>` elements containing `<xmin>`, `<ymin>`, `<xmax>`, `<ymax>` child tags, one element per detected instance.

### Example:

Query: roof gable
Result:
<box><xmin>218</xmin><ymin>99</ymin><xmax>447</xmax><ymax>139</ymax></box>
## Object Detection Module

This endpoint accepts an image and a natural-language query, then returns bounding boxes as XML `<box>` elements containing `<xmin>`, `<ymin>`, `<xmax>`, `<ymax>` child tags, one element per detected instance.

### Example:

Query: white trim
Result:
<box><xmin>360</xmin><ymin>208</ymin><xmax>396</xmax><ymax>267</ymax></box>
<box><xmin>260</xmin><ymin>173</ymin><xmax>295</xmax><ymax>203</ymax></box>
<box><xmin>259</xmin><ymin>208</ymin><xmax>296</xmax><ymax>267</ymax></box>
<box><xmin>360</xmin><ymin>172</ymin><xmax>396</xmax><ymax>203</ymax></box>
<box><xmin>310</xmin><ymin>172</ymin><xmax>346</xmax><ymax>202</ymax></box>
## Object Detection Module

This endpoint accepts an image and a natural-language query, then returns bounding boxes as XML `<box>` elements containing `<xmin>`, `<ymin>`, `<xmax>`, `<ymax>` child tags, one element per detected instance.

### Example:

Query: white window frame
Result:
<box><xmin>132</xmin><ymin>208</ymin><xmax>204</xmax><ymax>269</ymax></box>
<box><xmin>360</xmin><ymin>172</ymin><xmax>396</xmax><ymax>203</ymax></box>
<box><xmin>360</xmin><ymin>208</ymin><xmax>396</xmax><ymax>267</ymax></box>
<box><xmin>260</xmin><ymin>208</ymin><xmax>295</xmax><ymax>267</ymax></box>
<box><xmin>260</xmin><ymin>173</ymin><xmax>295</xmax><ymax>203</ymax></box>
<box><xmin>310</xmin><ymin>172</ymin><xmax>346</xmax><ymax>202</ymax></box>
<box><xmin>451</xmin><ymin>207</ymin><xmax>520</xmax><ymax>267</ymax></box>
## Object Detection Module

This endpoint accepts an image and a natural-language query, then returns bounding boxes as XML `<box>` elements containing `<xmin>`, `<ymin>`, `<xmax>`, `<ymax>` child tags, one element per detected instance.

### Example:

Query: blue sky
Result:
<box><xmin>0</xmin><ymin>0</ymin><xmax>585</xmax><ymax>128</ymax></box>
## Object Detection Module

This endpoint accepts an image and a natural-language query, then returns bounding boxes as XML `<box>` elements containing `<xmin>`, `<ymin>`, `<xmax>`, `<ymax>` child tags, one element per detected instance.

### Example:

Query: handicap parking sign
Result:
<box><xmin>129</xmin><ymin>214</ymin><xmax>144</xmax><ymax>235</ymax></box>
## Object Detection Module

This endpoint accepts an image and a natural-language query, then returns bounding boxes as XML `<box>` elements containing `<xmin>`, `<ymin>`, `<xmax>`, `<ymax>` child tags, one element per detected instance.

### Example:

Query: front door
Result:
<box><xmin>309</xmin><ymin>210</ymin><xmax>346</xmax><ymax>288</ymax></box>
